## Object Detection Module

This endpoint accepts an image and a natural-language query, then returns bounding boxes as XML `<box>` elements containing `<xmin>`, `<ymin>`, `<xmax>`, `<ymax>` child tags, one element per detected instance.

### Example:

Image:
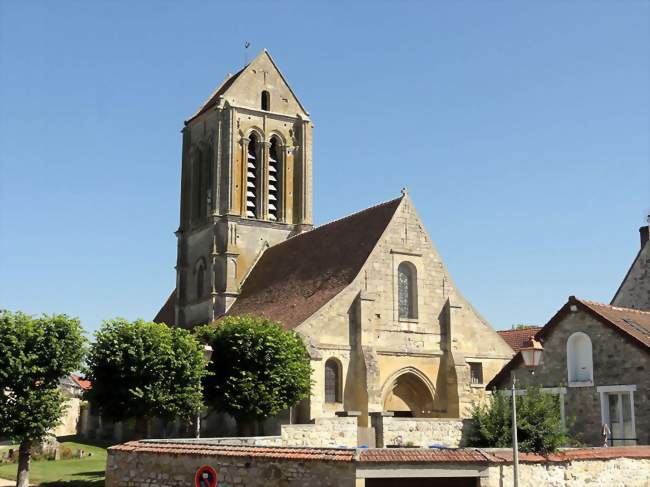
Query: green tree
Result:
<box><xmin>86</xmin><ymin>319</ymin><xmax>207</xmax><ymax>438</ymax></box>
<box><xmin>197</xmin><ymin>316</ymin><xmax>312</xmax><ymax>435</ymax></box>
<box><xmin>0</xmin><ymin>311</ymin><xmax>86</xmax><ymax>487</ymax></box>
<box><xmin>468</xmin><ymin>386</ymin><xmax>569</xmax><ymax>454</ymax></box>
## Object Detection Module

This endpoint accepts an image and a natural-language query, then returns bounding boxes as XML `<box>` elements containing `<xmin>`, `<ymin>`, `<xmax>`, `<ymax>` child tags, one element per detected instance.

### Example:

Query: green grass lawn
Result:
<box><xmin>0</xmin><ymin>436</ymin><xmax>110</xmax><ymax>487</ymax></box>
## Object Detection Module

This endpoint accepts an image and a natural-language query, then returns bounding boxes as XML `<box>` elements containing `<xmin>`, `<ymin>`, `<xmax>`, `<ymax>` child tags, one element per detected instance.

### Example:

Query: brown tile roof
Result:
<box><xmin>578</xmin><ymin>299</ymin><xmax>650</xmax><ymax>349</ymax></box>
<box><xmin>109</xmin><ymin>442</ymin><xmax>650</xmax><ymax>464</ymax></box>
<box><xmin>69</xmin><ymin>374</ymin><xmax>91</xmax><ymax>391</ymax></box>
<box><xmin>109</xmin><ymin>441</ymin><xmax>354</xmax><ymax>462</ymax></box>
<box><xmin>358</xmin><ymin>448</ymin><xmax>491</xmax><ymax>463</ymax></box>
<box><xmin>497</xmin><ymin>327</ymin><xmax>542</xmax><ymax>352</ymax></box>
<box><xmin>153</xmin><ymin>291</ymin><xmax>176</xmax><ymax>326</ymax></box>
<box><xmin>487</xmin><ymin>296</ymin><xmax>650</xmax><ymax>389</ymax></box>
<box><xmin>225</xmin><ymin>197</ymin><xmax>403</xmax><ymax>329</ymax></box>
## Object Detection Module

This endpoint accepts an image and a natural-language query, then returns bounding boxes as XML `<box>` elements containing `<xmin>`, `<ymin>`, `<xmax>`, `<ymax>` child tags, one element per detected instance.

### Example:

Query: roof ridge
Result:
<box><xmin>578</xmin><ymin>298</ymin><xmax>650</xmax><ymax>315</ymax></box>
<box><xmin>270</xmin><ymin>195</ymin><xmax>403</xmax><ymax>251</ymax></box>
<box><xmin>498</xmin><ymin>326</ymin><xmax>541</xmax><ymax>332</ymax></box>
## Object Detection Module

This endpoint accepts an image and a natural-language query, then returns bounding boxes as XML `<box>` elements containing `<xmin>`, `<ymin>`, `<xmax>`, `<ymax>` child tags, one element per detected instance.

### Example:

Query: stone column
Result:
<box><xmin>260</xmin><ymin>140</ymin><xmax>270</xmax><ymax>220</ymax></box>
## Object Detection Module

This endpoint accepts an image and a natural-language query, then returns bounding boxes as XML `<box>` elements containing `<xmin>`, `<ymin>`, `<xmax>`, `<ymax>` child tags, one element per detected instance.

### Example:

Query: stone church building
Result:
<box><xmin>154</xmin><ymin>50</ymin><xmax>514</xmax><ymax>428</ymax></box>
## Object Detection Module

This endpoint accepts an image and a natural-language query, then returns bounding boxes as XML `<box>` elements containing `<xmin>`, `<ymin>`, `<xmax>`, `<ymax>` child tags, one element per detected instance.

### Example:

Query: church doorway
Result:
<box><xmin>382</xmin><ymin>368</ymin><xmax>436</xmax><ymax>417</ymax></box>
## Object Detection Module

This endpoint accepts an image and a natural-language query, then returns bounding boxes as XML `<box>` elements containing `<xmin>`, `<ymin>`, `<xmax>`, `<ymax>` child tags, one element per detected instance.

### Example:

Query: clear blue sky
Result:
<box><xmin>1</xmin><ymin>1</ymin><xmax>648</xmax><ymax>336</ymax></box>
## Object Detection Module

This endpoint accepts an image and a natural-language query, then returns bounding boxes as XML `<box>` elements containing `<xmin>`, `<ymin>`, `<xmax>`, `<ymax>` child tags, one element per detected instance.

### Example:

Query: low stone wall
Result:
<box><xmin>105</xmin><ymin>442</ymin><xmax>650</xmax><ymax>487</ymax></box>
<box><xmin>375</xmin><ymin>417</ymin><xmax>469</xmax><ymax>448</ymax></box>
<box><xmin>281</xmin><ymin>417</ymin><xmax>357</xmax><ymax>448</ymax></box>
<box><xmin>106</xmin><ymin>442</ymin><xmax>356</xmax><ymax>487</ymax></box>
<box><xmin>483</xmin><ymin>456</ymin><xmax>650</xmax><ymax>486</ymax></box>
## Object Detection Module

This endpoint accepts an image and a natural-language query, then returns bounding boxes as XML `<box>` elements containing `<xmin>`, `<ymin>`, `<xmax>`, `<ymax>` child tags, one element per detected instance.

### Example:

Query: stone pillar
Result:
<box><xmin>297</xmin><ymin>116</ymin><xmax>312</xmax><ymax>225</ymax></box>
<box><xmin>261</xmin><ymin>140</ymin><xmax>270</xmax><ymax>220</ymax></box>
<box><xmin>212</xmin><ymin>107</ymin><xmax>223</xmax><ymax>216</ymax></box>
<box><xmin>370</xmin><ymin>411</ymin><xmax>394</xmax><ymax>448</ymax></box>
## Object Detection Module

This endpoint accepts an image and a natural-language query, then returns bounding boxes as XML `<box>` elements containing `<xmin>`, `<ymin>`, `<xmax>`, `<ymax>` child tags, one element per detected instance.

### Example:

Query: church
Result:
<box><xmin>154</xmin><ymin>50</ymin><xmax>514</xmax><ymax>428</ymax></box>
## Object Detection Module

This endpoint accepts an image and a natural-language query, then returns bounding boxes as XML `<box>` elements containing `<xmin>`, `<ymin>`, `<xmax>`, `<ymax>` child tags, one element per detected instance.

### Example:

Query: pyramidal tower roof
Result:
<box><xmin>186</xmin><ymin>49</ymin><xmax>309</xmax><ymax>124</ymax></box>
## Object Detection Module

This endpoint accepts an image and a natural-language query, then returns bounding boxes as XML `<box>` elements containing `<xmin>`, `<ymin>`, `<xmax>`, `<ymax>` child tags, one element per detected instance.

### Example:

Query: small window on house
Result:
<box><xmin>469</xmin><ymin>362</ymin><xmax>483</xmax><ymax>384</ymax></box>
<box><xmin>567</xmin><ymin>332</ymin><xmax>594</xmax><ymax>385</ymax></box>
<box><xmin>324</xmin><ymin>358</ymin><xmax>342</xmax><ymax>403</ymax></box>
<box><xmin>398</xmin><ymin>262</ymin><xmax>418</xmax><ymax>319</ymax></box>
<box><xmin>261</xmin><ymin>90</ymin><xmax>270</xmax><ymax>111</ymax></box>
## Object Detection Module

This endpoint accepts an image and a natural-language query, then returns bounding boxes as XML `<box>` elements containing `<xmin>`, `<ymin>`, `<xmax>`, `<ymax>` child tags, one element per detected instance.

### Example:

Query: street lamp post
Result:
<box><xmin>196</xmin><ymin>344</ymin><xmax>214</xmax><ymax>439</ymax></box>
<box><xmin>511</xmin><ymin>337</ymin><xmax>544</xmax><ymax>487</ymax></box>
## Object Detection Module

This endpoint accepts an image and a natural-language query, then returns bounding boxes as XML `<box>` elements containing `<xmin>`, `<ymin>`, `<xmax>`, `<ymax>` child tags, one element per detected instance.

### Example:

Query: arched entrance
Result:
<box><xmin>382</xmin><ymin>368</ymin><xmax>436</xmax><ymax>417</ymax></box>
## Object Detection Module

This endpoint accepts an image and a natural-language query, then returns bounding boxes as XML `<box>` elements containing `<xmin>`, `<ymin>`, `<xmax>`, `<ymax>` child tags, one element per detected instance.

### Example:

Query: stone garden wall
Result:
<box><xmin>106</xmin><ymin>444</ymin><xmax>356</xmax><ymax>487</ymax></box>
<box><xmin>373</xmin><ymin>416</ymin><xmax>470</xmax><ymax>448</ymax></box>
<box><xmin>484</xmin><ymin>456</ymin><xmax>650</xmax><ymax>486</ymax></box>
<box><xmin>106</xmin><ymin>442</ymin><xmax>650</xmax><ymax>487</ymax></box>
<box><xmin>280</xmin><ymin>417</ymin><xmax>357</xmax><ymax>448</ymax></box>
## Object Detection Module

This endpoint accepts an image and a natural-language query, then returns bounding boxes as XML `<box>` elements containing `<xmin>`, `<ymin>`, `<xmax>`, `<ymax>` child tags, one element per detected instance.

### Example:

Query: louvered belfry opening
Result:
<box><xmin>246</xmin><ymin>135</ymin><xmax>258</xmax><ymax>218</ymax></box>
<box><xmin>268</xmin><ymin>137</ymin><xmax>281</xmax><ymax>221</ymax></box>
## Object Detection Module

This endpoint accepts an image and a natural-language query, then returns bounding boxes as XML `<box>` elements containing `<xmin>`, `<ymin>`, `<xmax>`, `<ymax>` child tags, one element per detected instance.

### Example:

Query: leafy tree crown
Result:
<box><xmin>197</xmin><ymin>316</ymin><xmax>312</xmax><ymax>422</ymax></box>
<box><xmin>86</xmin><ymin>318</ymin><xmax>206</xmax><ymax>422</ymax></box>
<box><xmin>0</xmin><ymin>311</ymin><xmax>86</xmax><ymax>443</ymax></box>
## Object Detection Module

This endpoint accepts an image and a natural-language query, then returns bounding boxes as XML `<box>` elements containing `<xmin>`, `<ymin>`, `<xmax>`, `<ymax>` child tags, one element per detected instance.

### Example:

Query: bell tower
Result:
<box><xmin>175</xmin><ymin>50</ymin><xmax>313</xmax><ymax>327</ymax></box>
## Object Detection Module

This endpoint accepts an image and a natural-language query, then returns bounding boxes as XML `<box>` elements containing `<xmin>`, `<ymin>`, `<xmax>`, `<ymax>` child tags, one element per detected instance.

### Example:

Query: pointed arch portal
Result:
<box><xmin>382</xmin><ymin>368</ymin><xmax>436</xmax><ymax>417</ymax></box>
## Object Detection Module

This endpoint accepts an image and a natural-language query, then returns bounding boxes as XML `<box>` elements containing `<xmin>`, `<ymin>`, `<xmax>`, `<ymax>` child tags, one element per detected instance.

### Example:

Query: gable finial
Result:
<box><xmin>401</xmin><ymin>187</ymin><xmax>408</xmax><ymax>197</ymax></box>
<box><xmin>244</xmin><ymin>41</ymin><xmax>251</xmax><ymax>65</ymax></box>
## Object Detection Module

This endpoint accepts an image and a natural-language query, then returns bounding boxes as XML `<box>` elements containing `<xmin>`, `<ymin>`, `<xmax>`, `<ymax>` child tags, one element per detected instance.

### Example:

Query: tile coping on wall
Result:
<box><xmin>110</xmin><ymin>441</ymin><xmax>650</xmax><ymax>464</ymax></box>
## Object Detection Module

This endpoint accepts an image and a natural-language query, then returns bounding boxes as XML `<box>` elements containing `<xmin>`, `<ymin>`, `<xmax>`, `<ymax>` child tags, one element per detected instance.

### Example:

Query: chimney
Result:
<box><xmin>640</xmin><ymin>225</ymin><xmax>649</xmax><ymax>249</ymax></box>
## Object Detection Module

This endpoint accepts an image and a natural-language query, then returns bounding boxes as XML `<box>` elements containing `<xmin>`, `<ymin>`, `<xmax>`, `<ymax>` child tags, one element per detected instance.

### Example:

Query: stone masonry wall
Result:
<box><xmin>483</xmin><ymin>457</ymin><xmax>650</xmax><ymax>487</ymax></box>
<box><xmin>281</xmin><ymin>417</ymin><xmax>357</xmax><ymax>448</ymax></box>
<box><xmin>612</xmin><ymin>237</ymin><xmax>650</xmax><ymax>311</ymax></box>
<box><xmin>106</xmin><ymin>449</ymin><xmax>356</xmax><ymax>487</ymax></box>
<box><xmin>378</xmin><ymin>417</ymin><xmax>469</xmax><ymax>448</ymax></box>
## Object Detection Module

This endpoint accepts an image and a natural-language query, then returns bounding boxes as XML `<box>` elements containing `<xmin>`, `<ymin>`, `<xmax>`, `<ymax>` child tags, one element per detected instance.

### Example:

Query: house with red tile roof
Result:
<box><xmin>488</xmin><ymin>296</ymin><xmax>650</xmax><ymax>446</ymax></box>
<box><xmin>153</xmin><ymin>50</ymin><xmax>514</xmax><ymax>434</ymax></box>
<box><xmin>497</xmin><ymin>327</ymin><xmax>542</xmax><ymax>353</ymax></box>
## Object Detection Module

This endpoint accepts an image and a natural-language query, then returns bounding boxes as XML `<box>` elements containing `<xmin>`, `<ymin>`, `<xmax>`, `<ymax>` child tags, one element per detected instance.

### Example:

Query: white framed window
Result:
<box><xmin>566</xmin><ymin>332</ymin><xmax>594</xmax><ymax>386</ymax></box>
<box><xmin>597</xmin><ymin>385</ymin><xmax>637</xmax><ymax>446</ymax></box>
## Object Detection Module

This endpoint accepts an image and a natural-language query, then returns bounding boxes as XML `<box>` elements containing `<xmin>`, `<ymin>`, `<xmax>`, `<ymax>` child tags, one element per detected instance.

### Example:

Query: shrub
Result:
<box><xmin>469</xmin><ymin>386</ymin><xmax>569</xmax><ymax>454</ymax></box>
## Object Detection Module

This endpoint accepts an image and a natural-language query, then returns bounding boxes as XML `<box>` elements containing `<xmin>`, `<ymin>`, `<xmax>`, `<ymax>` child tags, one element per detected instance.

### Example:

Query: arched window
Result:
<box><xmin>261</xmin><ymin>90</ymin><xmax>270</xmax><ymax>111</ymax></box>
<box><xmin>268</xmin><ymin>136</ymin><xmax>281</xmax><ymax>221</ymax></box>
<box><xmin>567</xmin><ymin>332</ymin><xmax>593</xmax><ymax>384</ymax></box>
<box><xmin>324</xmin><ymin>358</ymin><xmax>342</xmax><ymax>403</ymax></box>
<box><xmin>398</xmin><ymin>262</ymin><xmax>418</xmax><ymax>319</ymax></box>
<box><xmin>246</xmin><ymin>134</ymin><xmax>259</xmax><ymax>218</ymax></box>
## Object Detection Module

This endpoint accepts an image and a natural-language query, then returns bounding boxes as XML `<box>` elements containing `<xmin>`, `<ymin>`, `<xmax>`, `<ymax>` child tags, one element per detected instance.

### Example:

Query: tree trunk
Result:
<box><xmin>134</xmin><ymin>417</ymin><xmax>148</xmax><ymax>440</ymax></box>
<box><xmin>16</xmin><ymin>439</ymin><xmax>31</xmax><ymax>487</ymax></box>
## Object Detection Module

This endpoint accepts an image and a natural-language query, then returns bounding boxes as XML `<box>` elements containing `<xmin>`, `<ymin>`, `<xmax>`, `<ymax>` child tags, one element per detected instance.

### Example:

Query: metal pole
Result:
<box><xmin>511</xmin><ymin>371</ymin><xmax>519</xmax><ymax>487</ymax></box>
<box><xmin>196</xmin><ymin>411</ymin><xmax>201</xmax><ymax>439</ymax></box>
